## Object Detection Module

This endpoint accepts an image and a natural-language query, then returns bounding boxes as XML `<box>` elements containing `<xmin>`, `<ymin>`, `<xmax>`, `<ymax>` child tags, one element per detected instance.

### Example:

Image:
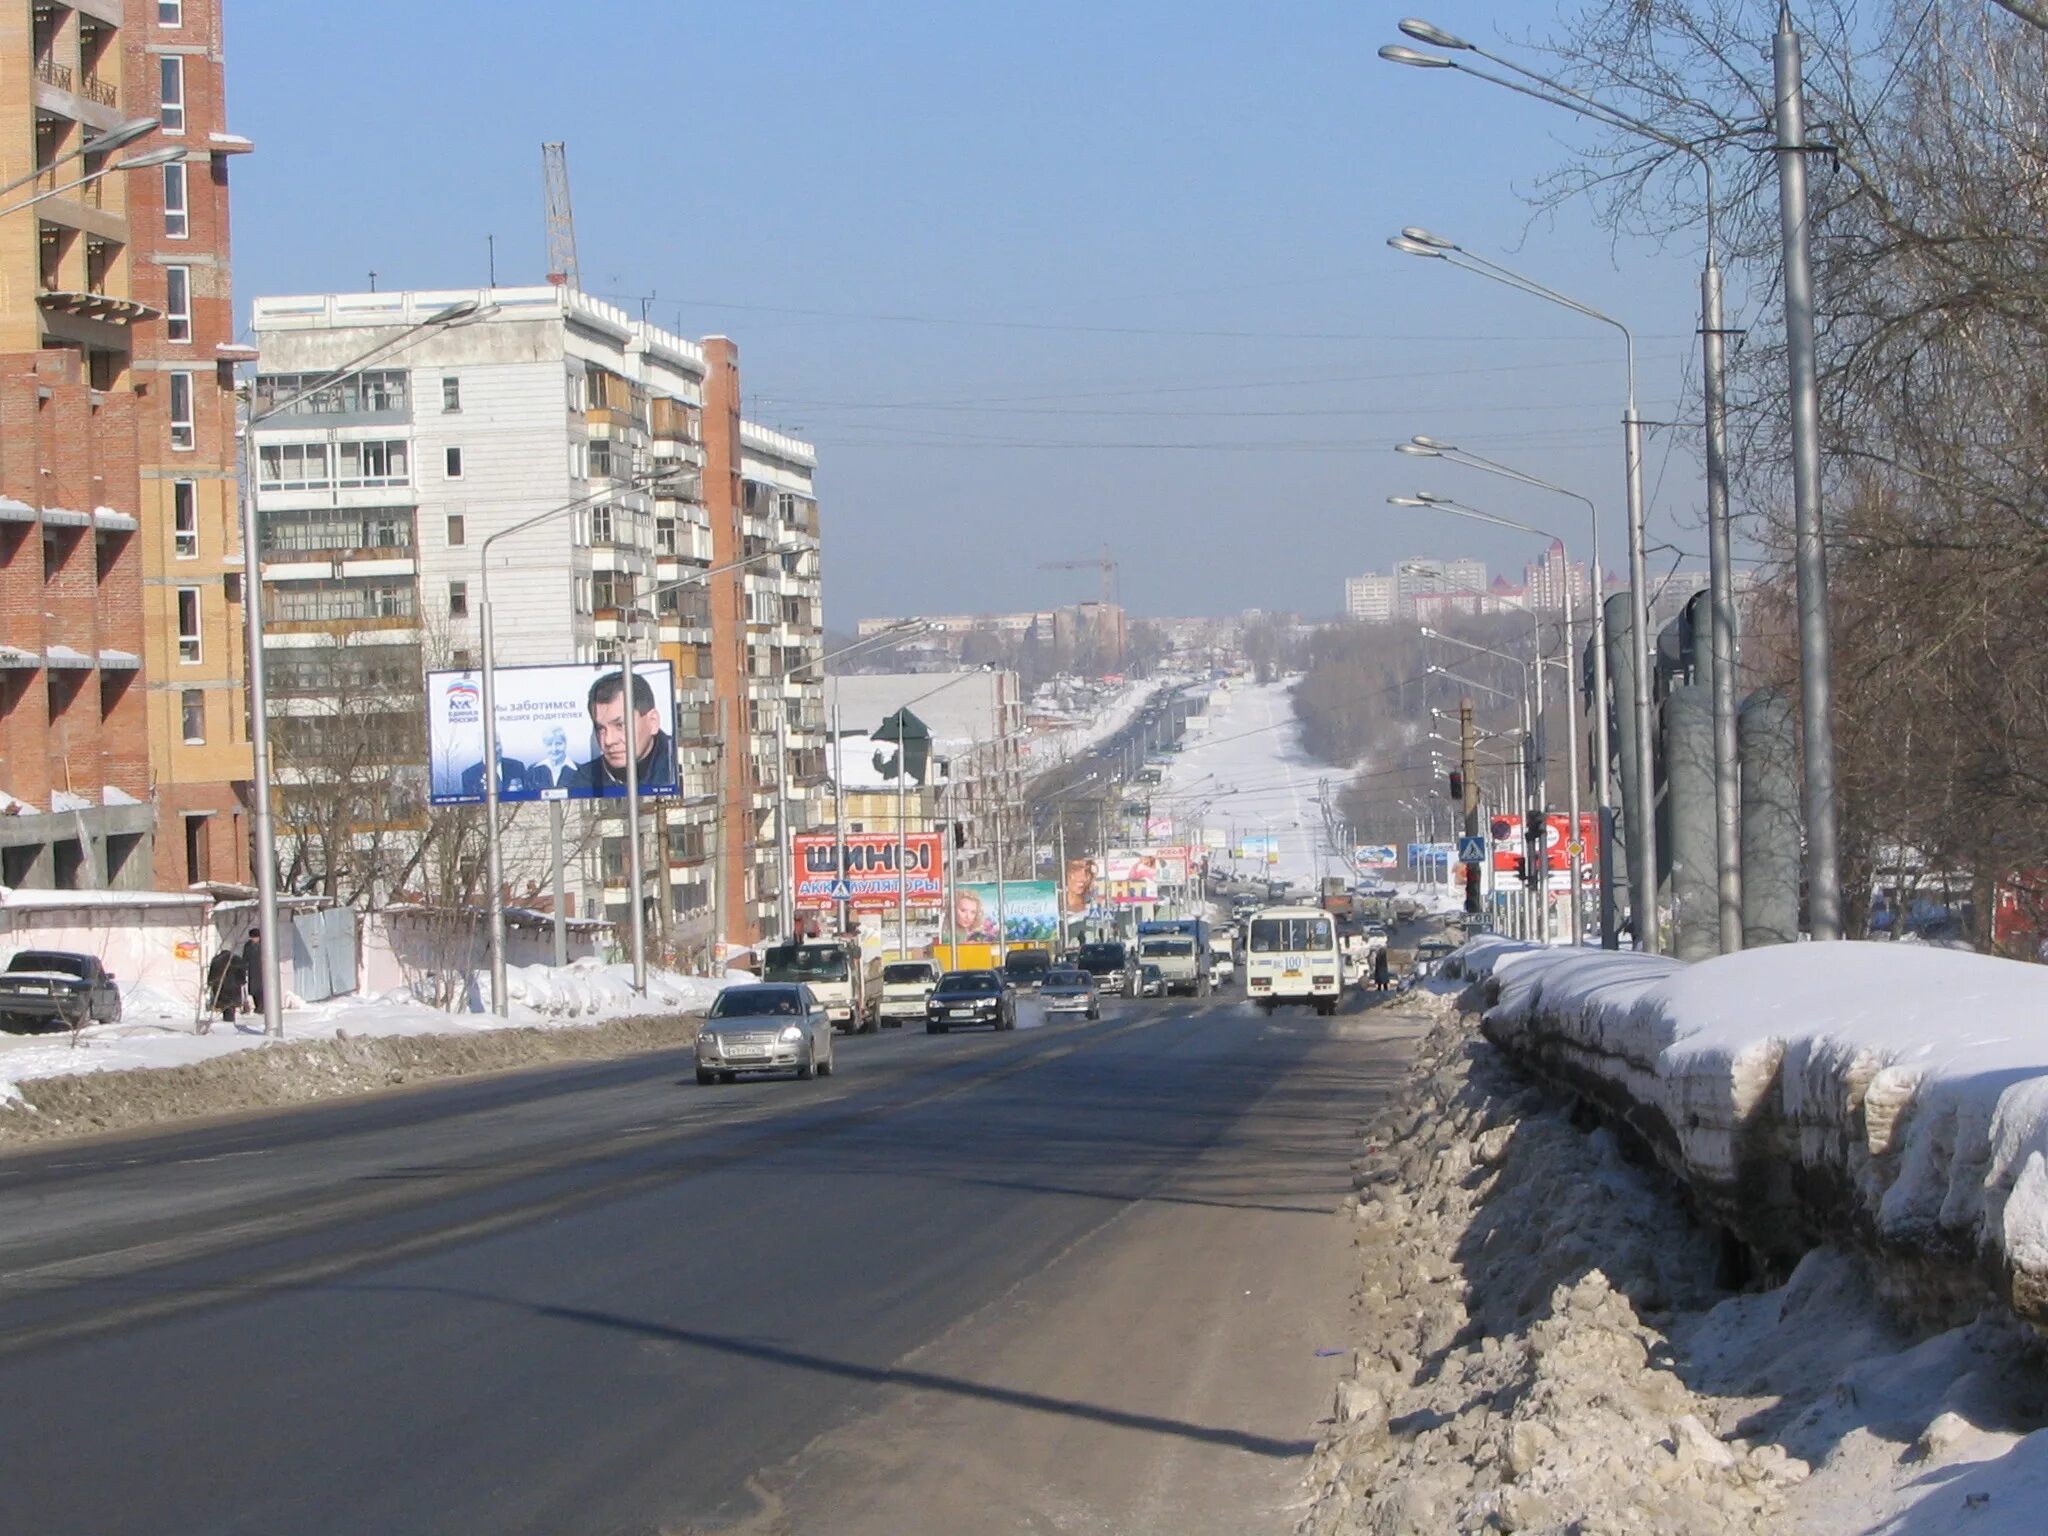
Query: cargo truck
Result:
<box><xmin>762</xmin><ymin>939</ymin><xmax>871</xmax><ymax>1033</ymax></box>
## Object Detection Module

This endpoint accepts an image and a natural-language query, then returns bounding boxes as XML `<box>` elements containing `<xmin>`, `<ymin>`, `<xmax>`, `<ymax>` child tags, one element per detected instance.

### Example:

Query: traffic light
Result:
<box><xmin>1447</xmin><ymin>769</ymin><xmax>1464</xmax><ymax>800</ymax></box>
<box><xmin>1511</xmin><ymin>854</ymin><xmax>1528</xmax><ymax>882</ymax></box>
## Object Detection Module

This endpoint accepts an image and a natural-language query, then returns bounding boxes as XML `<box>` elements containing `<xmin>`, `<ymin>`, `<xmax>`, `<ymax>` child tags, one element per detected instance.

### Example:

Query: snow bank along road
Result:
<box><xmin>1305</xmin><ymin>980</ymin><xmax>2048</xmax><ymax>1536</ymax></box>
<box><xmin>0</xmin><ymin>987</ymin><xmax>1418</xmax><ymax>1535</ymax></box>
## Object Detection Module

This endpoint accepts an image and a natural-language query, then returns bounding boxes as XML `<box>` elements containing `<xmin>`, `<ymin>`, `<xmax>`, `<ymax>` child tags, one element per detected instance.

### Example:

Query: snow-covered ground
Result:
<box><xmin>1156</xmin><ymin>678</ymin><xmax>1342</xmax><ymax>890</ymax></box>
<box><xmin>1017</xmin><ymin>679</ymin><xmax>1155</xmax><ymax>773</ymax></box>
<box><xmin>0</xmin><ymin>962</ymin><xmax>732</xmax><ymax>1105</ymax></box>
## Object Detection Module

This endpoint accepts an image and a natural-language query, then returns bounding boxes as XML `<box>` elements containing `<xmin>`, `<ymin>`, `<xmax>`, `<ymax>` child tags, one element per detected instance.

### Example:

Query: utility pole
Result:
<box><xmin>832</xmin><ymin>698</ymin><xmax>848</xmax><ymax>937</ymax></box>
<box><xmin>1461</xmin><ymin>698</ymin><xmax>1480</xmax><ymax>918</ymax></box>
<box><xmin>710</xmin><ymin>699</ymin><xmax>727</xmax><ymax>973</ymax></box>
<box><xmin>1775</xmin><ymin>3</ymin><xmax>1841</xmax><ymax>941</ymax></box>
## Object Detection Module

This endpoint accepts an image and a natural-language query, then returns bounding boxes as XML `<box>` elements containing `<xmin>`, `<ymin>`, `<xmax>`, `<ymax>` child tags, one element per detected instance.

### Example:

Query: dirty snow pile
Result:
<box><xmin>1299</xmin><ymin>990</ymin><xmax>2048</xmax><ymax>1536</ymax></box>
<box><xmin>1477</xmin><ymin>940</ymin><xmax>2048</xmax><ymax>1328</ymax></box>
<box><xmin>0</xmin><ymin>961</ymin><xmax>731</xmax><ymax>1101</ymax></box>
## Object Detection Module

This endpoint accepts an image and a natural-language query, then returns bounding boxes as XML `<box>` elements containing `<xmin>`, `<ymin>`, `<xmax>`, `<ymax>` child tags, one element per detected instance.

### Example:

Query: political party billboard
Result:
<box><xmin>427</xmin><ymin>662</ymin><xmax>677</xmax><ymax>806</ymax></box>
<box><xmin>791</xmin><ymin>831</ymin><xmax>944</xmax><ymax>912</ymax></box>
<box><xmin>1353</xmin><ymin>844</ymin><xmax>1399</xmax><ymax>869</ymax></box>
<box><xmin>952</xmin><ymin>881</ymin><xmax>1059</xmax><ymax>945</ymax></box>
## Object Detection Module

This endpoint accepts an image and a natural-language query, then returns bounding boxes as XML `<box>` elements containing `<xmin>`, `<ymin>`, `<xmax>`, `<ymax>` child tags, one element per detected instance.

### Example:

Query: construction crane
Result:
<box><xmin>1038</xmin><ymin>546</ymin><xmax>1124</xmax><ymax>667</ymax></box>
<box><xmin>1038</xmin><ymin>545</ymin><xmax>1118</xmax><ymax>609</ymax></box>
<box><xmin>541</xmin><ymin>142</ymin><xmax>580</xmax><ymax>290</ymax></box>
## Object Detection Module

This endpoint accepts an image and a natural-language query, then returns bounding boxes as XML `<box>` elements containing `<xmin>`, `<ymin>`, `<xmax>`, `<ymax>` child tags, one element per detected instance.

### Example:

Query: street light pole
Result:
<box><xmin>1775</xmin><ymin>5</ymin><xmax>1841</xmax><ymax>940</ymax></box>
<box><xmin>1388</xmin><ymin>233</ymin><xmax>1658</xmax><ymax>952</ymax></box>
<box><xmin>1383</xmin><ymin>23</ymin><xmax>1745</xmax><ymax>952</ymax></box>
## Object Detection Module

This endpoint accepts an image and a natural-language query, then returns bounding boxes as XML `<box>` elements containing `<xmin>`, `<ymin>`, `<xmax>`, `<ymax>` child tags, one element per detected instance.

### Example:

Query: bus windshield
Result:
<box><xmin>1248</xmin><ymin>916</ymin><xmax>1334</xmax><ymax>953</ymax></box>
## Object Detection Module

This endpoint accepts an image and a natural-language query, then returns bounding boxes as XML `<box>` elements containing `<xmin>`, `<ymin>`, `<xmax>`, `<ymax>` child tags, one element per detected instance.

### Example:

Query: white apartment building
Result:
<box><xmin>249</xmin><ymin>287</ymin><xmax>823</xmax><ymax>957</ymax></box>
<box><xmin>1344</xmin><ymin>573</ymin><xmax>1396</xmax><ymax>624</ymax></box>
<box><xmin>1523</xmin><ymin>539</ymin><xmax>1593</xmax><ymax>614</ymax></box>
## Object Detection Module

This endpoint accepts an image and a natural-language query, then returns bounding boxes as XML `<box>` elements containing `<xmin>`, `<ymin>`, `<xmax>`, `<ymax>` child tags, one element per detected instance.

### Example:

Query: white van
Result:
<box><xmin>1243</xmin><ymin>906</ymin><xmax>1344</xmax><ymax>1016</ymax></box>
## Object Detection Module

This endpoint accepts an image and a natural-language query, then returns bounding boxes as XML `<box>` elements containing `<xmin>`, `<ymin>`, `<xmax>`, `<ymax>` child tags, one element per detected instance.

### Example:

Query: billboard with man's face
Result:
<box><xmin>427</xmin><ymin>662</ymin><xmax>678</xmax><ymax>806</ymax></box>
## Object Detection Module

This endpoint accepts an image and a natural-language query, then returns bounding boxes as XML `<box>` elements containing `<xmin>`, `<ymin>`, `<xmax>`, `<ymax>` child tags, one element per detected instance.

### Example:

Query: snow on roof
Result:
<box><xmin>102</xmin><ymin>787</ymin><xmax>143</xmax><ymax>806</ymax></box>
<box><xmin>0</xmin><ymin>789</ymin><xmax>36</xmax><ymax>815</ymax></box>
<box><xmin>48</xmin><ymin>790</ymin><xmax>91</xmax><ymax>812</ymax></box>
<box><xmin>39</xmin><ymin>506</ymin><xmax>89</xmax><ymax>528</ymax></box>
<box><xmin>0</xmin><ymin>886</ymin><xmax>212</xmax><ymax>910</ymax></box>
<box><xmin>92</xmin><ymin>506</ymin><xmax>138</xmax><ymax>531</ymax></box>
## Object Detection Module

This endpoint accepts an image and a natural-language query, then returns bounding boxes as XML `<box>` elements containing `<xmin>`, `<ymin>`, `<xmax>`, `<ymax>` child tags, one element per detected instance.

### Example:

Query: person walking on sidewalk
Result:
<box><xmin>203</xmin><ymin>945</ymin><xmax>247</xmax><ymax>1031</ymax></box>
<box><xmin>242</xmin><ymin>928</ymin><xmax>266</xmax><ymax>1019</ymax></box>
<box><xmin>1372</xmin><ymin>946</ymin><xmax>1391</xmax><ymax>993</ymax></box>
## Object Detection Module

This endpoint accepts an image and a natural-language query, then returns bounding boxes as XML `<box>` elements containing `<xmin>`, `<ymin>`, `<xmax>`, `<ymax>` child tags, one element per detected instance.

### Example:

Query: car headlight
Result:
<box><xmin>698</xmin><ymin>1034</ymin><xmax>721</xmax><ymax>1054</ymax></box>
<box><xmin>779</xmin><ymin>1024</ymin><xmax>804</xmax><ymax>1043</ymax></box>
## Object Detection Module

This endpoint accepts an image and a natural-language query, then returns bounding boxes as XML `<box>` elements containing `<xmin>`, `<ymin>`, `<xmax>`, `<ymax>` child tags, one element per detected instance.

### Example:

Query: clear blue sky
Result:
<box><xmin>230</xmin><ymin>3</ymin><xmax>1735</xmax><ymax>623</ymax></box>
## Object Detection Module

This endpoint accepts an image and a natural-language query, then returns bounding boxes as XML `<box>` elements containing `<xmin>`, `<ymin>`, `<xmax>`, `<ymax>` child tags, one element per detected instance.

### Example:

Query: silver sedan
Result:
<box><xmin>695</xmin><ymin>983</ymin><xmax>836</xmax><ymax>1084</ymax></box>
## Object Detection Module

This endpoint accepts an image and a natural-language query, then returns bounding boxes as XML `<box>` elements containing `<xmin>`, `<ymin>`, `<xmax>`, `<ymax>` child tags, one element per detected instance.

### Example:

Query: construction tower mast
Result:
<box><xmin>1037</xmin><ymin>545</ymin><xmax>1124</xmax><ymax>668</ymax></box>
<box><xmin>541</xmin><ymin>142</ymin><xmax>580</xmax><ymax>290</ymax></box>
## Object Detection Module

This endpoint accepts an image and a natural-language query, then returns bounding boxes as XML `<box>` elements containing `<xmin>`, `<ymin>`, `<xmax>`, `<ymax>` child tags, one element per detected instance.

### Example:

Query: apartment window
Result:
<box><xmin>442</xmin><ymin>376</ymin><xmax>460</xmax><ymax>412</ymax></box>
<box><xmin>163</xmin><ymin>265</ymin><xmax>192</xmax><ymax>342</ymax></box>
<box><xmin>158</xmin><ymin>0</ymin><xmax>183</xmax><ymax>23</ymax></box>
<box><xmin>588</xmin><ymin>503</ymin><xmax>614</xmax><ymax>545</ymax></box>
<box><xmin>448</xmin><ymin>580</ymin><xmax>468</xmax><ymax>619</ymax></box>
<box><xmin>446</xmin><ymin>513</ymin><xmax>465</xmax><ymax>546</ymax></box>
<box><xmin>172</xmin><ymin>480</ymin><xmax>198</xmax><ymax>558</ymax></box>
<box><xmin>181</xmin><ymin>688</ymin><xmax>205</xmax><ymax>743</ymax></box>
<box><xmin>568</xmin><ymin>442</ymin><xmax>587</xmax><ymax>480</ymax></box>
<box><xmin>257</xmin><ymin>441</ymin><xmax>331</xmax><ymax>490</ymax></box>
<box><xmin>159</xmin><ymin>56</ymin><xmax>186</xmax><ymax>134</ymax></box>
<box><xmin>176</xmin><ymin>587</ymin><xmax>201</xmax><ymax>663</ymax></box>
<box><xmin>163</xmin><ymin>162</ymin><xmax>188</xmax><ymax>238</ymax></box>
<box><xmin>168</xmin><ymin>370</ymin><xmax>194</xmax><ymax>450</ymax></box>
<box><xmin>335</xmin><ymin>439</ymin><xmax>408</xmax><ymax>488</ymax></box>
<box><xmin>444</xmin><ymin>446</ymin><xmax>463</xmax><ymax>479</ymax></box>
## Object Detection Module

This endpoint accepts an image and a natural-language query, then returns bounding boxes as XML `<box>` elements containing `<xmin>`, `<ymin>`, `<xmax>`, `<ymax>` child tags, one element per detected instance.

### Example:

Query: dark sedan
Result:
<box><xmin>925</xmin><ymin>970</ymin><xmax>1016</xmax><ymax>1033</ymax></box>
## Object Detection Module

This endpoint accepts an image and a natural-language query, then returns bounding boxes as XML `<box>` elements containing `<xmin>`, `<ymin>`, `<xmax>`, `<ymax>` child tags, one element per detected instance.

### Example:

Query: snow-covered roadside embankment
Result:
<box><xmin>1474</xmin><ymin>940</ymin><xmax>2048</xmax><ymax>1329</ymax></box>
<box><xmin>1300</xmin><ymin>987</ymin><xmax>2048</xmax><ymax>1536</ymax></box>
<box><xmin>0</xmin><ymin>962</ymin><xmax>726</xmax><ymax>1146</ymax></box>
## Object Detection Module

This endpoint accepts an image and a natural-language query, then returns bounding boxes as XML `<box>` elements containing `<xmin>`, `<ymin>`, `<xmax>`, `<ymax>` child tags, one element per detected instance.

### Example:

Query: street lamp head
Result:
<box><xmin>1416</xmin><ymin>491</ymin><xmax>1455</xmax><ymax>505</ymax></box>
<box><xmin>1387</xmin><ymin>495</ymin><xmax>1429</xmax><ymax>508</ymax></box>
<box><xmin>113</xmin><ymin>146</ymin><xmax>187</xmax><ymax>171</ymax></box>
<box><xmin>1402</xmin><ymin>226</ymin><xmax>1458</xmax><ymax>251</ymax></box>
<box><xmin>1398</xmin><ymin>18</ymin><xmax>1474</xmax><ymax>50</ymax></box>
<box><xmin>1394</xmin><ymin>442</ymin><xmax>1438</xmax><ymax>457</ymax></box>
<box><xmin>1412</xmin><ymin>433</ymin><xmax>1459</xmax><ymax>452</ymax></box>
<box><xmin>1387</xmin><ymin>235</ymin><xmax>1444</xmax><ymax>259</ymax></box>
<box><xmin>83</xmin><ymin>117</ymin><xmax>160</xmax><ymax>155</ymax></box>
<box><xmin>1378</xmin><ymin>43</ymin><xmax>1453</xmax><ymax>68</ymax></box>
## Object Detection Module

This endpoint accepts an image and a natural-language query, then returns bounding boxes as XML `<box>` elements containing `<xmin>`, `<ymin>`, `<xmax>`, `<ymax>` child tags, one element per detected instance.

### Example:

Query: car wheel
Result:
<box><xmin>926</xmin><ymin>1022</ymin><xmax>940</xmax><ymax>1034</ymax></box>
<box><xmin>1087</xmin><ymin>1005</ymin><xmax>1099</xmax><ymax>1021</ymax></box>
<box><xmin>696</xmin><ymin>1067</ymin><xmax>717</xmax><ymax>1086</ymax></box>
<box><xmin>720</xmin><ymin>1071</ymin><xmax>738</xmax><ymax>1084</ymax></box>
<box><xmin>797</xmin><ymin>1056</ymin><xmax>815</xmax><ymax>1081</ymax></box>
<box><xmin>861</xmin><ymin>1014</ymin><xmax>879</xmax><ymax>1035</ymax></box>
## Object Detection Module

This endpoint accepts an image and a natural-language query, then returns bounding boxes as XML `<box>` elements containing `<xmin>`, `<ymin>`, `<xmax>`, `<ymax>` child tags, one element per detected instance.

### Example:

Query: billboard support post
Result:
<box><xmin>551</xmin><ymin>800</ymin><xmax>567</xmax><ymax>967</ymax></box>
<box><xmin>994</xmin><ymin>798</ymin><xmax>1008</xmax><ymax>966</ymax></box>
<box><xmin>480</xmin><ymin>594</ymin><xmax>506</xmax><ymax>1011</ymax></box>
<box><xmin>622</xmin><ymin>646</ymin><xmax>645</xmax><ymax>997</ymax></box>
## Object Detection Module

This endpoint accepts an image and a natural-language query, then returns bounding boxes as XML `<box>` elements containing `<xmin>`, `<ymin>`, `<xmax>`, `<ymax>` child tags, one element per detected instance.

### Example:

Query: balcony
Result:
<box><xmin>80</xmin><ymin>73</ymin><xmax>116</xmax><ymax>108</ymax></box>
<box><xmin>35</xmin><ymin>59</ymin><xmax>72</xmax><ymax>91</ymax></box>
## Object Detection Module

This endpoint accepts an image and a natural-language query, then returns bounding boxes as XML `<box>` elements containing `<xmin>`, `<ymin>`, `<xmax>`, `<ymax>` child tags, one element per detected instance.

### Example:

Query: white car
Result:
<box><xmin>871</xmin><ymin>960</ymin><xmax>939</xmax><ymax>1028</ymax></box>
<box><xmin>696</xmin><ymin>984</ymin><xmax>835</xmax><ymax>1084</ymax></box>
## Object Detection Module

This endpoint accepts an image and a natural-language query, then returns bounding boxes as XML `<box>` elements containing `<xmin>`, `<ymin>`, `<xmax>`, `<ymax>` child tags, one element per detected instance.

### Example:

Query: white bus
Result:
<box><xmin>1243</xmin><ymin>906</ymin><xmax>1344</xmax><ymax>1016</ymax></box>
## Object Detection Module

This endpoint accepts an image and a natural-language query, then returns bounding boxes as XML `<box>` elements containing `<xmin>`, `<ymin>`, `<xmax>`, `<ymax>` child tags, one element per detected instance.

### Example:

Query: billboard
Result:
<box><xmin>1353</xmin><ymin>844</ymin><xmax>1398</xmax><ymax>869</ymax></box>
<box><xmin>1484</xmin><ymin>814</ymin><xmax>1600</xmax><ymax>891</ymax></box>
<box><xmin>792</xmin><ymin>831</ymin><xmax>944</xmax><ymax>911</ymax></box>
<box><xmin>1104</xmin><ymin>848</ymin><xmax>1162</xmax><ymax>906</ymax></box>
<box><xmin>427</xmin><ymin>662</ymin><xmax>678</xmax><ymax>806</ymax></box>
<box><xmin>953</xmin><ymin>881</ymin><xmax>1059</xmax><ymax>945</ymax></box>
<box><xmin>1237</xmin><ymin>833</ymin><xmax>1278</xmax><ymax>859</ymax></box>
<box><xmin>1408</xmin><ymin>841</ymin><xmax>1457</xmax><ymax>867</ymax></box>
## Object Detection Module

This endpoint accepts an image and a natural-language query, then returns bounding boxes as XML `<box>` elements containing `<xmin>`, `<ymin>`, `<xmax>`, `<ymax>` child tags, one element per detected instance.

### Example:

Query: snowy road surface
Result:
<box><xmin>0</xmin><ymin>989</ymin><xmax>1416</xmax><ymax>1535</ymax></box>
<box><xmin>1161</xmin><ymin>680</ymin><xmax>1345</xmax><ymax>891</ymax></box>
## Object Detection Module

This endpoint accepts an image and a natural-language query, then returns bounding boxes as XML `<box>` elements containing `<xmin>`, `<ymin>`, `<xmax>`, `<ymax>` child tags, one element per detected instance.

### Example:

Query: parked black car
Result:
<box><xmin>925</xmin><ymin>970</ymin><xmax>1016</xmax><ymax>1033</ymax></box>
<box><xmin>0</xmin><ymin>950</ymin><xmax>122</xmax><ymax>1032</ymax></box>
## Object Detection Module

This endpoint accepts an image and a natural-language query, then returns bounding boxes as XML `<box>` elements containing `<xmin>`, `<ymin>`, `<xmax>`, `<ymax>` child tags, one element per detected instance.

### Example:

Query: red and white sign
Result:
<box><xmin>1481</xmin><ymin>814</ymin><xmax>1600</xmax><ymax>890</ymax></box>
<box><xmin>792</xmin><ymin>831</ymin><xmax>945</xmax><ymax>911</ymax></box>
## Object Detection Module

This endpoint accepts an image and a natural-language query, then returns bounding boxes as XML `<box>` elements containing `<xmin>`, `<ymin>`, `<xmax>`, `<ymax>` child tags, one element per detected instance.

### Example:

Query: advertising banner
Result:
<box><xmin>1353</xmin><ymin>844</ymin><xmax>1399</xmax><ymax>869</ymax></box>
<box><xmin>427</xmin><ymin>662</ymin><xmax>678</xmax><ymax>806</ymax></box>
<box><xmin>1104</xmin><ymin>848</ymin><xmax>1162</xmax><ymax>906</ymax></box>
<box><xmin>953</xmin><ymin>881</ymin><xmax>1059</xmax><ymax>945</ymax></box>
<box><xmin>1408</xmin><ymin>842</ymin><xmax>1457</xmax><ymax>867</ymax></box>
<box><xmin>1484</xmin><ymin>814</ymin><xmax>1600</xmax><ymax>891</ymax></box>
<box><xmin>1237</xmin><ymin>834</ymin><xmax>1279</xmax><ymax>858</ymax></box>
<box><xmin>1144</xmin><ymin>814</ymin><xmax>1176</xmax><ymax>841</ymax></box>
<box><xmin>791</xmin><ymin>831</ymin><xmax>944</xmax><ymax>911</ymax></box>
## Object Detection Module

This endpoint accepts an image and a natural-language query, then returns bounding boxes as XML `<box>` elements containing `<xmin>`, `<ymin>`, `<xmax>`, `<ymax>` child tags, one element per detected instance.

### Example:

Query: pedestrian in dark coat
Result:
<box><xmin>205</xmin><ymin>947</ymin><xmax>247</xmax><ymax>1028</ymax></box>
<box><xmin>1372</xmin><ymin>946</ymin><xmax>1391</xmax><ymax>992</ymax></box>
<box><xmin>242</xmin><ymin>928</ymin><xmax>265</xmax><ymax>1016</ymax></box>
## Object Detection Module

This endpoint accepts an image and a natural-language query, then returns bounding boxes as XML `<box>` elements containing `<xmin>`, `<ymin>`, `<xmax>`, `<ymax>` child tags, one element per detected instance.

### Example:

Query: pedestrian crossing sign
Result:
<box><xmin>1456</xmin><ymin>834</ymin><xmax>1488</xmax><ymax>864</ymax></box>
<box><xmin>826</xmin><ymin>880</ymin><xmax>854</xmax><ymax>901</ymax></box>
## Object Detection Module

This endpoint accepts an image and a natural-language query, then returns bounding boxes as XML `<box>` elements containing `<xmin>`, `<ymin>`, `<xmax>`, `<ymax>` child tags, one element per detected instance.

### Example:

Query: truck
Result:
<box><xmin>1136</xmin><ymin>918</ymin><xmax>1212</xmax><ymax>998</ymax></box>
<box><xmin>761</xmin><ymin>939</ymin><xmax>871</xmax><ymax>1033</ymax></box>
<box><xmin>1206</xmin><ymin>925</ymin><xmax>1237</xmax><ymax>986</ymax></box>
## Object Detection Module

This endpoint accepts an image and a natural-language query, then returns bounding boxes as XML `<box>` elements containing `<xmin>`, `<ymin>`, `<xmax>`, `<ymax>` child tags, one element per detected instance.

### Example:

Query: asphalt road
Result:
<box><xmin>0</xmin><ymin>986</ymin><xmax>1420</xmax><ymax>1536</ymax></box>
